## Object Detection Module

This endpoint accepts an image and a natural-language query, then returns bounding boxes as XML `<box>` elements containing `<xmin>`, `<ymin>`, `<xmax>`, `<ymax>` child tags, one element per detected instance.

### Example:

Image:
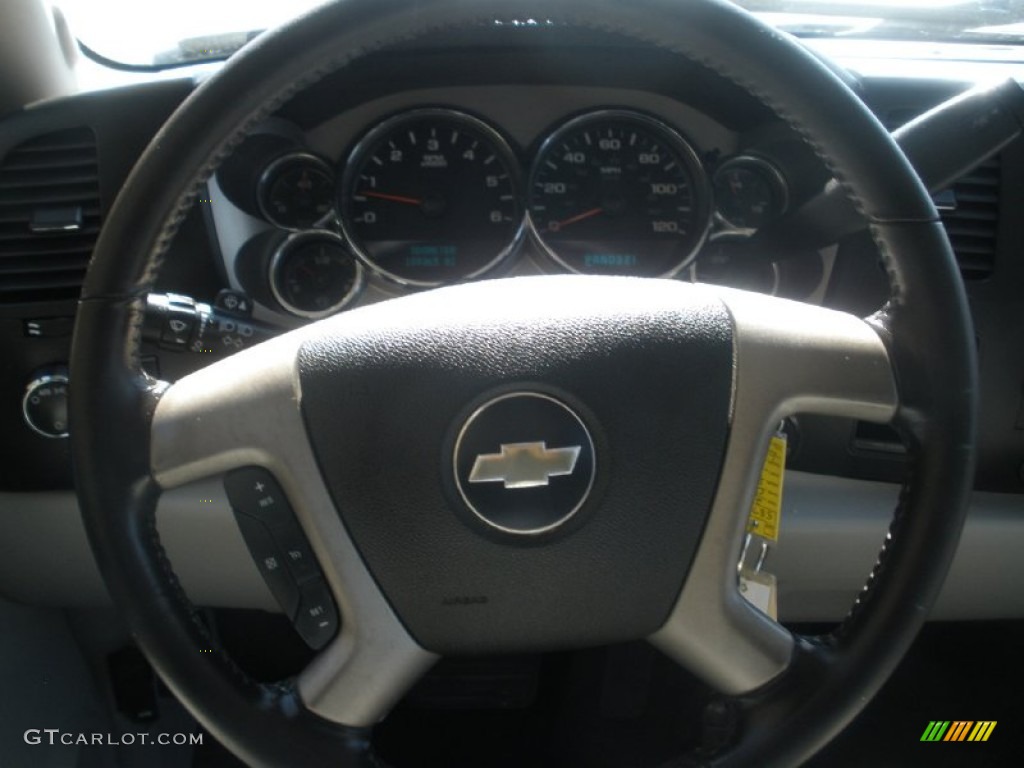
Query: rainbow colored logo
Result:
<box><xmin>920</xmin><ymin>721</ymin><xmax>997</xmax><ymax>742</ymax></box>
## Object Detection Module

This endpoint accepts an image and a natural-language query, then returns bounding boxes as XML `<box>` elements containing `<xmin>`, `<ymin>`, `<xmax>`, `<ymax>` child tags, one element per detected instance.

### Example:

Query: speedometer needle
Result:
<box><xmin>359</xmin><ymin>190</ymin><xmax>423</xmax><ymax>206</ymax></box>
<box><xmin>548</xmin><ymin>207</ymin><xmax>603</xmax><ymax>232</ymax></box>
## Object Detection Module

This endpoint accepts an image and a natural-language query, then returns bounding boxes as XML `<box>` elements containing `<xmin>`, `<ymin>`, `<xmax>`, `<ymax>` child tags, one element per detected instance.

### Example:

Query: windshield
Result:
<box><xmin>57</xmin><ymin>0</ymin><xmax>1024</xmax><ymax>69</ymax></box>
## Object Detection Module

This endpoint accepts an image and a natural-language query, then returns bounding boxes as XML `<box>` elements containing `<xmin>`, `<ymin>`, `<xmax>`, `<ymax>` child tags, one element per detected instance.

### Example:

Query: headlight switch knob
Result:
<box><xmin>23</xmin><ymin>369</ymin><xmax>69</xmax><ymax>439</ymax></box>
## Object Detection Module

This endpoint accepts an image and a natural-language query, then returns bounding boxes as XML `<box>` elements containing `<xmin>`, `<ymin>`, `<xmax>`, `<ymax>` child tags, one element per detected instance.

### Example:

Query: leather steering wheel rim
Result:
<box><xmin>69</xmin><ymin>1</ymin><xmax>977</xmax><ymax>766</ymax></box>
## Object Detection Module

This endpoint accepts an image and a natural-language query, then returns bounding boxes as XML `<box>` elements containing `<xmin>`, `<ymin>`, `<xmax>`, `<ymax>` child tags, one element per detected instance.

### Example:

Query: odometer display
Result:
<box><xmin>528</xmin><ymin>111</ymin><xmax>711</xmax><ymax>277</ymax></box>
<box><xmin>340</xmin><ymin>109</ymin><xmax>522</xmax><ymax>286</ymax></box>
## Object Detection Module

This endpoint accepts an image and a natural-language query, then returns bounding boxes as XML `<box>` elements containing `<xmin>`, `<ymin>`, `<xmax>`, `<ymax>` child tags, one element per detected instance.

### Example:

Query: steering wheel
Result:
<box><xmin>69</xmin><ymin>0</ymin><xmax>977</xmax><ymax>765</ymax></box>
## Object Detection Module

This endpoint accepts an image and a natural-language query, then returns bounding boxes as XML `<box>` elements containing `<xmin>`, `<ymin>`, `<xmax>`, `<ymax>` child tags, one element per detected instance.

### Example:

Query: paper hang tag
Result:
<box><xmin>746</xmin><ymin>433</ymin><xmax>786</xmax><ymax>543</ymax></box>
<box><xmin>739</xmin><ymin>570</ymin><xmax>778</xmax><ymax>620</ymax></box>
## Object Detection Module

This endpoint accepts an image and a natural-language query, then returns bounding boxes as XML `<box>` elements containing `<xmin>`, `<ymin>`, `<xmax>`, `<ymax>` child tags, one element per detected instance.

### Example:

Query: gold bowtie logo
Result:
<box><xmin>469</xmin><ymin>442</ymin><xmax>581</xmax><ymax>489</ymax></box>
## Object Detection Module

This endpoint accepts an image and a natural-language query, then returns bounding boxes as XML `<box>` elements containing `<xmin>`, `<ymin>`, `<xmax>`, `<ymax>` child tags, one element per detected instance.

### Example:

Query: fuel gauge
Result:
<box><xmin>713</xmin><ymin>156</ymin><xmax>787</xmax><ymax>230</ymax></box>
<box><xmin>269</xmin><ymin>231</ymin><xmax>364</xmax><ymax>318</ymax></box>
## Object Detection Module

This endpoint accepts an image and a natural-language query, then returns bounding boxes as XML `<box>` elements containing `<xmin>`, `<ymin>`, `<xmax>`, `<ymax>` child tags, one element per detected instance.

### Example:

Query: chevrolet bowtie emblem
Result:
<box><xmin>468</xmin><ymin>442</ymin><xmax>582</xmax><ymax>489</ymax></box>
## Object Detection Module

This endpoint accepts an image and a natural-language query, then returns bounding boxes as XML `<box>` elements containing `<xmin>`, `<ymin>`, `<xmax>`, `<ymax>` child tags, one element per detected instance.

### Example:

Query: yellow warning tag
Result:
<box><xmin>746</xmin><ymin>434</ymin><xmax>786</xmax><ymax>542</ymax></box>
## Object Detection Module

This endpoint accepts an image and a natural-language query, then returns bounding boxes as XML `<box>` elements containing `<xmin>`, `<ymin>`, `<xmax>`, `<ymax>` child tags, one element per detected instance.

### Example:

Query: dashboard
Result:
<box><xmin>1</xmin><ymin>29</ymin><xmax>1023</xmax><ymax>624</ymax></box>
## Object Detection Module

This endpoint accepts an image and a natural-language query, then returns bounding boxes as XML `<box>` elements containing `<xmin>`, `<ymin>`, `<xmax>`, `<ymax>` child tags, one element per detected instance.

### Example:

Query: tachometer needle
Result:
<box><xmin>358</xmin><ymin>190</ymin><xmax>423</xmax><ymax>206</ymax></box>
<box><xmin>548</xmin><ymin>207</ymin><xmax>603</xmax><ymax>232</ymax></box>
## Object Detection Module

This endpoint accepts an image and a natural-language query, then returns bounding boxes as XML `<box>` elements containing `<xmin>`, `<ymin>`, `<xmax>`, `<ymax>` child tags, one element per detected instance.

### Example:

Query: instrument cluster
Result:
<box><xmin>215</xmin><ymin>106</ymin><xmax>793</xmax><ymax>320</ymax></box>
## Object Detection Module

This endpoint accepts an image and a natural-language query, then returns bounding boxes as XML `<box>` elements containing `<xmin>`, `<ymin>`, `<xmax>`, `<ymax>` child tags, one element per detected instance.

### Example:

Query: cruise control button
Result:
<box><xmin>294</xmin><ymin>579</ymin><xmax>338</xmax><ymax>650</ymax></box>
<box><xmin>233</xmin><ymin>513</ymin><xmax>300</xmax><ymax>620</ymax></box>
<box><xmin>272</xmin><ymin>522</ymin><xmax>320</xmax><ymax>584</ymax></box>
<box><xmin>224</xmin><ymin>467</ymin><xmax>293</xmax><ymax>528</ymax></box>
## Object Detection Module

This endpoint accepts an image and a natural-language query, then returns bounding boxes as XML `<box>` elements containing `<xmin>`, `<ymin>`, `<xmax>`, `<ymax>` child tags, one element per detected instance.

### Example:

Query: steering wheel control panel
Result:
<box><xmin>223</xmin><ymin>467</ymin><xmax>338</xmax><ymax>650</ymax></box>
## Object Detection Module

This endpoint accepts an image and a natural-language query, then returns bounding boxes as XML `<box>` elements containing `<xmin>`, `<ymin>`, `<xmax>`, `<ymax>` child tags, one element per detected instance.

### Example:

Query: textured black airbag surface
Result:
<box><xmin>298</xmin><ymin>276</ymin><xmax>734</xmax><ymax>653</ymax></box>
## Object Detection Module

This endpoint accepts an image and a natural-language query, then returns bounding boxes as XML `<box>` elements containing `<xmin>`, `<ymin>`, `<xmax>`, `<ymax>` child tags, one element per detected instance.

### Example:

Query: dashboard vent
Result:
<box><xmin>883</xmin><ymin>107</ymin><xmax>999</xmax><ymax>280</ymax></box>
<box><xmin>0</xmin><ymin>127</ymin><xmax>100</xmax><ymax>303</ymax></box>
<box><xmin>936</xmin><ymin>157</ymin><xmax>1000</xmax><ymax>280</ymax></box>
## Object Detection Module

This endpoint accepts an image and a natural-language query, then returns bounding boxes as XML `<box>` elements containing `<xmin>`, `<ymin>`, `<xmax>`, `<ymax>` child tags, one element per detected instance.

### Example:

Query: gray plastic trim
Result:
<box><xmin>150</xmin><ymin>330</ymin><xmax>438</xmax><ymax>727</ymax></box>
<box><xmin>650</xmin><ymin>289</ymin><xmax>898</xmax><ymax>695</ymax></box>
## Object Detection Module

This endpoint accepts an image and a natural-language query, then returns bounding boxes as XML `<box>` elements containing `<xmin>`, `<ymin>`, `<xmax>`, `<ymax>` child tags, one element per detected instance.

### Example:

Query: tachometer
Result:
<box><xmin>528</xmin><ymin>110</ymin><xmax>711</xmax><ymax>277</ymax></box>
<box><xmin>339</xmin><ymin>109</ymin><xmax>523</xmax><ymax>287</ymax></box>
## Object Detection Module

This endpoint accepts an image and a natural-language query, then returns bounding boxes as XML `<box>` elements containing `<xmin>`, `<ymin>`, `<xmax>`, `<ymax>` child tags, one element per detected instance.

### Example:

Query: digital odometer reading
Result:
<box><xmin>340</xmin><ymin>109</ymin><xmax>522</xmax><ymax>286</ymax></box>
<box><xmin>528</xmin><ymin>111</ymin><xmax>710</xmax><ymax>277</ymax></box>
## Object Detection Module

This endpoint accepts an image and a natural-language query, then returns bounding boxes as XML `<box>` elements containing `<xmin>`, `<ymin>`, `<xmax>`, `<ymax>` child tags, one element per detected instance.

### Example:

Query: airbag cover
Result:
<box><xmin>298</xmin><ymin>276</ymin><xmax>733</xmax><ymax>653</ymax></box>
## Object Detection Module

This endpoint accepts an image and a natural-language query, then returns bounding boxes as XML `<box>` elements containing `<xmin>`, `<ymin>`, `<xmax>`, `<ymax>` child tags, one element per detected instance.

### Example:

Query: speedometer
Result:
<box><xmin>528</xmin><ymin>110</ymin><xmax>711</xmax><ymax>277</ymax></box>
<box><xmin>339</xmin><ymin>109</ymin><xmax>523</xmax><ymax>287</ymax></box>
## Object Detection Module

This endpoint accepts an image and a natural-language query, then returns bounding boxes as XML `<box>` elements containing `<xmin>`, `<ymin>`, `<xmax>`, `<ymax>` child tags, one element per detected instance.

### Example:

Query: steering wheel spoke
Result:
<box><xmin>151</xmin><ymin>333</ymin><xmax>307</xmax><ymax>490</ymax></box>
<box><xmin>651</xmin><ymin>291</ymin><xmax>898</xmax><ymax>695</ymax></box>
<box><xmin>151</xmin><ymin>330</ymin><xmax>438</xmax><ymax>727</ymax></box>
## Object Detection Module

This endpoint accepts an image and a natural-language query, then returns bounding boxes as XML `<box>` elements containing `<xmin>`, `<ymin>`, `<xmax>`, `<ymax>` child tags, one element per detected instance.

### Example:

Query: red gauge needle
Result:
<box><xmin>548</xmin><ymin>207</ymin><xmax>603</xmax><ymax>232</ymax></box>
<box><xmin>358</xmin><ymin>190</ymin><xmax>423</xmax><ymax>206</ymax></box>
